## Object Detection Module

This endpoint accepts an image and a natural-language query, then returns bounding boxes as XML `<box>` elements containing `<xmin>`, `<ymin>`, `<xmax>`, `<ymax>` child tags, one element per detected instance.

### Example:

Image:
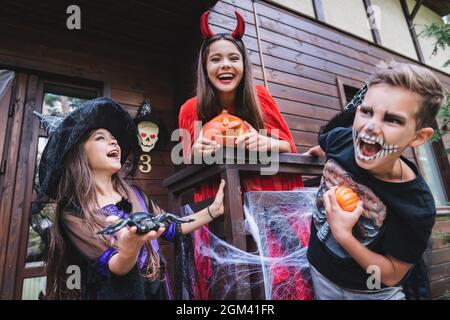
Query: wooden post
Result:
<box><xmin>400</xmin><ymin>0</ymin><xmax>425</xmax><ymax>63</ymax></box>
<box><xmin>363</xmin><ymin>0</ymin><xmax>382</xmax><ymax>45</ymax></box>
<box><xmin>312</xmin><ymin>0</ymin><xmax>325</xmax><ymax>23</ymax></box>
<box><xmin>220</xmin><ymin>168</ymin><xmax>252</xmax><ymax>299</ymax></box>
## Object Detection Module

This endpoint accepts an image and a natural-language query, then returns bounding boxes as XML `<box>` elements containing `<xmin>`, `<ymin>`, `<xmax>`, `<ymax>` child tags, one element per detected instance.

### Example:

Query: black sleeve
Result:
<box><xmin>381</xmin><ymin>210</ymin><xmax>435</xmax><ymax>264</ymax></box>
<box><xmin>95</xmin><ymin>264</ymin><xmax>147</xmax><ymax>300</ymax></box>
<box><xmin>319</xmin><ymin>127</ymin><xmax>353</xmax><ymax>154</ymax></box>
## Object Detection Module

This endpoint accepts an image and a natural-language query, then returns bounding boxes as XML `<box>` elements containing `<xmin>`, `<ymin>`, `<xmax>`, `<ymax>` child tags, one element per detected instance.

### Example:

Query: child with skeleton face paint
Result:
<box><xmin>352</xmin><ymin>83</ymin><xmax>432</xmax><ymax>180</ymax></box>
<box><xmin>305</xmin><ymin>61</ymin><xmax>446</xmax><ymax>300</ymax></box>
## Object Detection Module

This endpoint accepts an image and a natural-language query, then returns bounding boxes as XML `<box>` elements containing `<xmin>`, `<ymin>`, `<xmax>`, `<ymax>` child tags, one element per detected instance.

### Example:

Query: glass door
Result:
<box><xmin>16</xmin><ymin>79</ymin><xmax>99</xmax><ymax>299</ymax></box>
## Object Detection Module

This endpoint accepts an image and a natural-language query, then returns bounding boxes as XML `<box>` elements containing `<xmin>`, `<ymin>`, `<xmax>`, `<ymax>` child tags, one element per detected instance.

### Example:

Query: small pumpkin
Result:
<box><xmin>202</xmin><ymin>110</ymin><xmax>249</xmax><ymax>146</ymax></box>
<box><xmin>335</xmin><ymin>186</ymin><xmax>359</xmax><ymax>212</ymax></box>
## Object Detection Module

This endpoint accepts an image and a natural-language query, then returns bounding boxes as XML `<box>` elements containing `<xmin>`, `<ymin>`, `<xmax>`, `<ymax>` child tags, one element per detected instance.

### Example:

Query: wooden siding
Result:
<box><xmin>426</xmin><ymin>210</ymin><xmax>450</xmax><ymax>299</ymax></box>
<box><xmin>207</xmin><ymin>0</ymin><xmax>450</xmax><ymax>299</ymax></box>
<box><xmin>0</xmin><ymin>0</ymin><xmax>211</xmax><ymax>298</ymax></box>
<box><xmin>0</xmin><ymin>0</ymin><xmax>449</xmax><ymax>299</ymax></box>
<box><xmin>208</xmin><ymin>0</ymin><xmax>450</xmax><ymax>156</ymax></box>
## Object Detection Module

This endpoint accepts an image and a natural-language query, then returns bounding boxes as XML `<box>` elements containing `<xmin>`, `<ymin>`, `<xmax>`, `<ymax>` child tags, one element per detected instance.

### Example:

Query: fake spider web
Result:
<box><xmin>174</xmin><ymin>188</ymin><xmax>317</xmax><ymax>300</ymax></box>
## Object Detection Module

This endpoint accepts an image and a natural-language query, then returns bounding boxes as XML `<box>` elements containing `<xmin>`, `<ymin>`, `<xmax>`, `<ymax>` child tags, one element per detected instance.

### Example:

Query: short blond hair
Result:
<box><xmin>368</xmin><ymin>61</ymin><xmax>446</xmax><ymax>129</ymax></box>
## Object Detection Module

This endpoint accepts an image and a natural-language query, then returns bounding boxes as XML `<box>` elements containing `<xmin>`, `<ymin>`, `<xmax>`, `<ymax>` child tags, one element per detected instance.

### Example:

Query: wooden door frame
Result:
<box><xmin>0</xmin><ymin>72</ymin><xmax>28</xmax><ymax>299</ymax></box>
<box><xmin>0</xmin><ymin>69</ymin><xmax>104</xmax><ymax>299</ymax></box>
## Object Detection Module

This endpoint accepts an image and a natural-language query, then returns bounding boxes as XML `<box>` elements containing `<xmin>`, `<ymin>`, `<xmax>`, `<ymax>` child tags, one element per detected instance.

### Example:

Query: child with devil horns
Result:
<box><xmin>177</xmin><ymin>11</ymin><xmax>311</xmax><ymax>300</ymax></box>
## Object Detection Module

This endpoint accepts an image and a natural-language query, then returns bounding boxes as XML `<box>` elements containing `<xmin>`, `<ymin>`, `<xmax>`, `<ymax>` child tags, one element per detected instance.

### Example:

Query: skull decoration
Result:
<box><xmin>134</xmin><ymin>99</ymin><xmax>167</xmax><ymax>153</ymax></box>
<box><xmin>138</xmin><ymin>121</ymin><xmax>159</xmax><ymax>152</ymax></box>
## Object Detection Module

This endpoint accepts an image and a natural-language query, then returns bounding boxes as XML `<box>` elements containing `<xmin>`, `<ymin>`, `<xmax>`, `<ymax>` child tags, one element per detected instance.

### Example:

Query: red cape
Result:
<box><xmin>178</xmin><ymin>85</ymin><xmax>308</xmax><ymax>299</ymax></box>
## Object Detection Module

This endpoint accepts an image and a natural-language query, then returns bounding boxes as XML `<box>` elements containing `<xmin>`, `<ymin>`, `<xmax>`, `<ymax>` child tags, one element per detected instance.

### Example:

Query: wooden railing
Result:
<box><xmin>162</xmin><ymin>153</ymin><xmax>325</xmax><ymax>299</ymax></box>
<box><xmin>163</xmin><ymin>153</ymin><xmax>450</xmax><ymax>299</ymax></box>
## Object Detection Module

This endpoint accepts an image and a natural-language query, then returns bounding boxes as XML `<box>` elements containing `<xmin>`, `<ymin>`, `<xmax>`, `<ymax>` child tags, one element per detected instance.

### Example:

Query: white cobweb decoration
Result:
<box><xmin>178</xmin><ymin>188</ymin><xmax>317</xmax><ymax>300</ymax></box>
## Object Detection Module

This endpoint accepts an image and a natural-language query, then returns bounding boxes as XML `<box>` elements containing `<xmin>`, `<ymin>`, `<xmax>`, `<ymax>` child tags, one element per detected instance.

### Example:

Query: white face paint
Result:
<box><xmin>351</xmin><ymin>84</ymin><xmax>423</xmax><ymax>177</ymax></box>
<box><xmin>137</xmin><ymin>121</ymin><xmax>159</xmax><ymax>152</ymax></box>
<box><xmin>353</xmin><ymin>129</ymin><xmax>399</xmax><ymax>161</ymax></box>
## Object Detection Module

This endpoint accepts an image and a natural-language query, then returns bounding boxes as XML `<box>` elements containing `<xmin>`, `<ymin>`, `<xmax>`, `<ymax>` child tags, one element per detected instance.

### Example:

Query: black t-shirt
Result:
<box><xmin>307</xmin><ymin>127</ymin><xmax>436</xmax><ymax>290</ymax></box>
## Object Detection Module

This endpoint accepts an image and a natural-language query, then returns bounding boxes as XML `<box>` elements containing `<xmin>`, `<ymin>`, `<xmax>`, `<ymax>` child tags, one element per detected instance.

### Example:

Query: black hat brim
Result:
<box><xmin>38</xmin><ymin>97</ymin><xmax>139</xmax><ymax>199</ymax></box>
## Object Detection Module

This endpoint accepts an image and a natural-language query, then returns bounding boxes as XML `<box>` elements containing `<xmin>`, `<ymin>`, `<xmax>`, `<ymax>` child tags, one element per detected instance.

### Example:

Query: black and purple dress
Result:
<box><xmin>61</xmin><ymin>185</ymin><xmax>177</xmax><ymax>299</ymax></box>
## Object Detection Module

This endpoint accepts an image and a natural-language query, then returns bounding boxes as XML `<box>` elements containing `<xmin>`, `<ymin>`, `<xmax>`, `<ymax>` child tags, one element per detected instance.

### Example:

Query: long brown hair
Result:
<box><xmin>45</xmin><ymin>130</ymin><xmax>160</xmax><ymax>299</ymax></box>
<box><xmin>196</xmin><ymin>34</ymin><xmax>264</xmax><ymax>129</ymax></box>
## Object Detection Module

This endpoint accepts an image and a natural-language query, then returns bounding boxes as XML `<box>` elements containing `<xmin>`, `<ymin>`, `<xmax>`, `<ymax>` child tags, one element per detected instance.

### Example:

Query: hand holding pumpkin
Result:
<box><xmin>192</xmin><ymin>131</ymin><xmax>220</xmax><ymax>157</ymax></box>
<box><xmin>202</xmin><ymin>110</ymin><xmax>249</xmax><ymax>147</ymax></box>
<box><xmin>335</xmin><ymin>186</ymin><xmax>360</xmax><ymax>212</ymax></box>
<box><xmin>323</xmin><ymin>186</ymin><xmax>363</xmax><ymax>243</ymax></box>
<box><xmin>235</xmin><ymin>121</ymin><xmax>276</xmax><ymax>152</ymax></box>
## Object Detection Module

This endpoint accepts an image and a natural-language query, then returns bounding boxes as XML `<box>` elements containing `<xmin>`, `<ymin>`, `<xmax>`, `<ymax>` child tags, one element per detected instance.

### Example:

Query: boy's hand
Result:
<box><xmin>209</xmin><ymin>179</ymin><xmax>226</xmax><ymax>217</ymax></box>
<box><xmin>323</xmin><ymin>186</ymin><xmax>364</xmax><ymax>243</ymax></box>
<box><xmin>303</xmin><ymin>145</ymin><xmax>325</xmax><ymax>157</ymax></box>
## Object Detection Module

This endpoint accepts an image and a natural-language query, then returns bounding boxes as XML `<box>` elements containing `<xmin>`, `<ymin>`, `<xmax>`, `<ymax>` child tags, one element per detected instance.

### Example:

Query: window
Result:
<box><xmin>416</xmin><ymin>142</ymin><xmax>448</xmax><ymax>207</ymax></box>
<box><xmin>343</xmin><ymin>85</ymin><xmax>360</xmax><ymax>105</ymax></box>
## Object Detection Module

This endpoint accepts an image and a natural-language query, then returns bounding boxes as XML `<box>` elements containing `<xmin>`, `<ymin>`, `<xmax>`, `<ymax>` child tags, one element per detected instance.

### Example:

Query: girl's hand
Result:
<box><xmin>106</xmin><ymin>215</ymin><xmax>166</xmax><ymax>258</ymax></box>
<box><xmin>209</xmin><ymin>179</ymin><xmax>226</xmax><ymax>217</ymax></box>
<box><xmin>192</xmin><ymin>131</ymin><xmax>221</xmax><ymax>157</ymax></box>
<box><xmin>235</xmin><ymin>121</ymin><xmax>275</xmax><ymax>152</ymax></box>
<box><xmin>323</xmin><ymin>187</ymin><xmax>363</xmax><ymax>244</ymax></box>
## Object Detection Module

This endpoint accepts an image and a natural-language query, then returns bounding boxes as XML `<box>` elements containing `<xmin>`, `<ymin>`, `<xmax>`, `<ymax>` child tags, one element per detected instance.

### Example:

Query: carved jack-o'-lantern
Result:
<box><xmin>336</xmin><ymin>186</ymin><xmax>360</xmax><ymax>212</ymax></box>
<box><xmin>202</xmin><ymin>110</ymin><xmax>249</xmax><ymax>146</ymax></box>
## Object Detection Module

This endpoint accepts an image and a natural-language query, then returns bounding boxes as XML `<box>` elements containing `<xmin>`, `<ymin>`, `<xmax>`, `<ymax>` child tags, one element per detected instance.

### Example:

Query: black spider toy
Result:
<box><xmin>97</xmin><ymin>212</ymin><xmax>194</xmax><ymax>235</ymax></box>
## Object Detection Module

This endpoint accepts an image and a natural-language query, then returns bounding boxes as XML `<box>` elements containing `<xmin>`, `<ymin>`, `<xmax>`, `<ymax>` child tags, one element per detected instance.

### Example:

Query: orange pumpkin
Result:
<box><xmin>202</xmin><ymin>110</ymin><xmax>249</xmax><ymax>146</ymax></box>
<box><xmin>335</xmin><ymin>186</ymin><xmax>359</xmax><ymax>212</ymax></box>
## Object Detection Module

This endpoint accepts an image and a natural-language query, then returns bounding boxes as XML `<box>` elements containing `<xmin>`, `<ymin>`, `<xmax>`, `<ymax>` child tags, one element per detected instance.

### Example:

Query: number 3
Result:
<box><xmin>139</xmin><ymin>154</ymin><xmax>152</xmax><ymax>173</ymax></box>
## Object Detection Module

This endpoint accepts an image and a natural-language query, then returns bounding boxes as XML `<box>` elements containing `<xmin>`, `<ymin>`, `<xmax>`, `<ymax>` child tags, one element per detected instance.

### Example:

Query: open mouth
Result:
<box><xmin>218</xmin><ymin>73</ymin><xmax>235</xmax><ymax>84</ymax></box>
<box><xmin>107</xmin><ymin>149</ymin><xmax>120</xmax><ymax>160</ymax></box>
<box><xmin>354</xmin><ymin>131</ymin><xmax>399</xmax><ymax>161</ymax></box>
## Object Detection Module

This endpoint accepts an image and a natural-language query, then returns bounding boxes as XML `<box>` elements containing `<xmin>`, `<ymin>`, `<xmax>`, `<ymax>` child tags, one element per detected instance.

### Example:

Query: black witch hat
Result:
<box><xmin>35</xmin><ymin>97</ymin><xmax>140</xmax><ymax>199</ymax></box>
<box><xmin>30</xmin><ymin>98</ymin><xmax>140</xmax><ymax>254</ymax></box>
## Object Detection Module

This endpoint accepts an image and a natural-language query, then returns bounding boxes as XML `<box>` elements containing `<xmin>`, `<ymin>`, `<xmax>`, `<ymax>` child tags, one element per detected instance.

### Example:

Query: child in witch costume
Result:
<box><xmin>178</xmin><ymin>11</ymin><xmax>308</xmax><ymax>300</ymax></box>
<box><xmin>34</xmin><ymin>97</ymin><xmax>225</xmax><ymax>299</ymax></box>
<box><xmin>305</xmin><ymin>61</ymin><xmax>446</xmax><ymax>299</ymax></box>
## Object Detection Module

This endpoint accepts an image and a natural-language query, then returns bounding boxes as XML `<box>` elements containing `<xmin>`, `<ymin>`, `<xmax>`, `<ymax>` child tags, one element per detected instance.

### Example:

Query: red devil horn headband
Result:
<box><xmin>200</xmin><ymin>11</ymin><xmax>245</xmax><ymax>39</ymax></box>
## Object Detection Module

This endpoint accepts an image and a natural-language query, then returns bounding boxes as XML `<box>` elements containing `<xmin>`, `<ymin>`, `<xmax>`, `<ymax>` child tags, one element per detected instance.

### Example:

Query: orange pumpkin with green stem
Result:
<box><xmin>335</xmin><ymin>186</ymin><xmax>359</xmax><ymax>212</ymax></box>
<box><xmin>202</xmin><ymin>110</ymin><xmax>249</xmax><ymax>147</ymax></box>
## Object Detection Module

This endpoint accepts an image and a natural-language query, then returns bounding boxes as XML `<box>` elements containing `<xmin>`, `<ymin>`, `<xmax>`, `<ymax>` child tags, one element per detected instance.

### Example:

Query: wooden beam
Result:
<box><xmin>312</xmin><ymin>0</ymin><xmax>326</xmax><ymax>23</ymax></box>
<box><xmin>0</xmin><ymin>73</ymin><xmax>27</xmax><ymax>299</ymax></box>
<box><xmin>410</xmin><ymin>0</ymin><xmax>425</xmax><ymax>21</ymax></box>
<box><xmin>362</xmin><ymin>0</ymin><xmax>383</xmax><ymax>45</ymax></box>
<box><xmin>252</xmin><ymin>1</ymin><xmax>268</xmax><ymax>88</ymax></box>
<box><xmin>400</xmin><ymin>0</ymin><xmax>425</xmax><ymax>63</ymax></box>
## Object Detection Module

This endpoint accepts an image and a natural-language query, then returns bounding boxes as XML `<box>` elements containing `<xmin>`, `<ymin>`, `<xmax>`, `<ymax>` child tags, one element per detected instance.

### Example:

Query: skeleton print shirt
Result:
<box><xmin>307</xmin><ymin>127</ymin><xmax>436</xmax><ymax>290</ymax></box>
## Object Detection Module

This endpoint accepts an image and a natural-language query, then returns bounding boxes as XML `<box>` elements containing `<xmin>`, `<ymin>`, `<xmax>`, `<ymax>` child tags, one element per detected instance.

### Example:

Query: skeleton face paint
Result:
<box><xmin>138</xmin><ymin>121</ymin><xmax>159</xmax><ymax>152</ymax></box>
<box><xmin>353</xmin><ymin>130</ymin><xmax>399</xmax><ymax>161</ymax></box>
<box><xmin>351</xmin><ymin>84</ymin><xmax>424</xmax><ymax>179</ymax></box>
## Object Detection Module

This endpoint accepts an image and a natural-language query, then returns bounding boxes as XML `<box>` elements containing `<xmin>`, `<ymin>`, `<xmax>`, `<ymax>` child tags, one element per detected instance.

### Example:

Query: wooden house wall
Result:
<box><xmin>207</xmin><ymin>0</ymin><xmax>450</xmax><ymax>299</ymax></box>
<box><xmin>427</xmin><ymin>212</ymin><xmax>450</xmax><ymax>299</ymax></box>
<box><xmin>0</xmin><ymin>7</ymin><xmax>188</xmax><ymax>296</ymax></box>
<box><xmin>0</xmin><ymin>0</ymin><xmax>449</xmax><ymax>299</ymax></box>
<box><xmin>208</xmin><ymin>0</ymin><xmax>450</xmax><ymax>159</ymax></box>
